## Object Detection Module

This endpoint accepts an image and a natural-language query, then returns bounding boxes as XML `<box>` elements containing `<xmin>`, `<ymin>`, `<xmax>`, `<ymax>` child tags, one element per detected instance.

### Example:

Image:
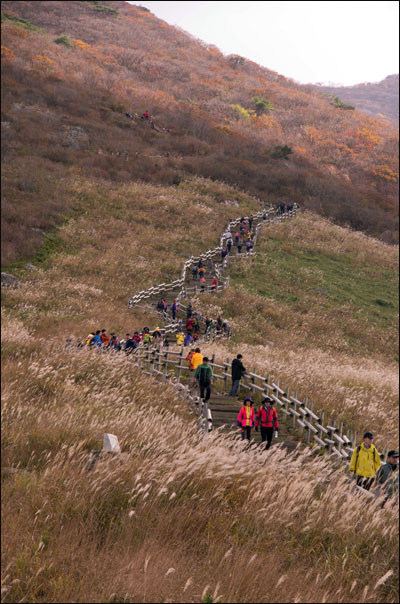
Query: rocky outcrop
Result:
<box><xmin>1</xmin><ymin>272</ymin><xmax>20</xmax><ymax>287</ymax></box>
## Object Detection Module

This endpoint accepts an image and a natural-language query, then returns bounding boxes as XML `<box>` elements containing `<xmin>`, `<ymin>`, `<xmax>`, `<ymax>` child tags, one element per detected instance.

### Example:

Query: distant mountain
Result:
<box><xmin>308</xmin><ymin>75</ymin><xmax>399</xmax><ymax>126</ymax></box>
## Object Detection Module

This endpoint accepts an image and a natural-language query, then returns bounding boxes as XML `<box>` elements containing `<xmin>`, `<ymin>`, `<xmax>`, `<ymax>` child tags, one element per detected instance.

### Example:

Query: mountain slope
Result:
<box><xmin>1</xmin><ymin>0</ymin><xmax>399</xmax><ymax>268</ymax></box>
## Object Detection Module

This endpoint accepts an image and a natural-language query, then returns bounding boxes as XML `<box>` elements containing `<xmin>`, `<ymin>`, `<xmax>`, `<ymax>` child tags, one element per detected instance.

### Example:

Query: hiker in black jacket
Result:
<box><xmin>229</xmin><ymin>354</ymin><xmax>247</xmax><ymax>397</ymax></box>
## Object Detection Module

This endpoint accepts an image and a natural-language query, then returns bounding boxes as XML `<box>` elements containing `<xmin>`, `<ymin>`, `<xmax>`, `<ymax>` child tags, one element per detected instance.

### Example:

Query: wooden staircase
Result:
<box><xmin>208</xmin><ymin>392</ymin><xmax>299</xmax><ymax>452</ymax></box>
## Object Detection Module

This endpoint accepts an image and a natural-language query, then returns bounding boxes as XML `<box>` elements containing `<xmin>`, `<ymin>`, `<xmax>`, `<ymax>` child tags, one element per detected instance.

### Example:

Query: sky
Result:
<box><xmin>132</xmin><ymin>1</ymin><xmax>399</xmax><ymax>86</ymax></box>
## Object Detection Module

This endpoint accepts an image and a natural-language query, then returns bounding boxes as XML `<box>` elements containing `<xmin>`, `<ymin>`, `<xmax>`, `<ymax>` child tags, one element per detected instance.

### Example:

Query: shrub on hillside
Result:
<box><xmin>54</xmin><ymin>35</ymin><xmax>74</xmax><ymax>47</ymax></box>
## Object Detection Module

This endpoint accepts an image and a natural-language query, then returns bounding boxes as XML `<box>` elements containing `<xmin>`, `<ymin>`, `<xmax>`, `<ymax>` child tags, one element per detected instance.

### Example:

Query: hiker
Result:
<box><xmin>211</xmin><ymin>277</ymin><xmax>218</xmax><ymax>290</ymax></box>
<box><xmin>223</xmin><ymin>320</ymin><xmax>231</xmax><ymax>336</ymax></box>
<box><xmin>186</xmin><ymin>317</ymin><xmax>195</xmax><ymax>334</ymax></box>
<box><xmin>85</xmin><ymin>331</ymin><xmax>95</xmax><ymax>346</ymax></box>
<box><xmin>262</xmin><ymin>212</ymin><xmax>267</xmax><ymax>220</ymax></box>
<box><xmin>197</xmin><ymin>259</ymin><xmax>204</xmax><ymax>269</ymax></box>
<box><xmin>171</xmin><ymin>300</ymin><xmax>177</xmax><ymax>321</ymax></box>
<box><xmin>349</xmin><ymin>432</ymin><xmax>381</xmax><ymax>490</ymax></box>
<box><xmin>150</xmin><ymin>120</ymin><xmax>156</xmax><ymax>130</ymax></box>
<box><xmin>193</xmin><ymin>315</ymin><xmax>200</xmax><ymax>333</ymax></box>
<box><xmin>191</xmin><ymin>347</ymin><xmax>203</xmax><ymax>371</ymax></box>
<box><xmin>194</xmin><ymin>357</ymin><xmax>213</xmax><ymax>403</ymax></box>
<box><xmin>237</xmin><ymin>397</ymin><xmax>255</xmax><ymax>441</ymax></box>
<box><xmin>246</xmin><ymin>240</ymin><xmax>253</xmax><ymax>254</ymax></box>
<box><xmin>92</xmin><ymin>330</ymin><xmax>102</xmax><ymax>347</ymax></box>
<box><xmin>374</xmin><ymin>450</ymin><xmax>399</xmax><ymax>501</ymax></box>
<box><xmin>186</xmin><ymin>348</ymin><xmax>196</xmax><ymax>379</ymax></box>
<box><xmin>279</xmin><ymin>201</ymin><xmax>285</xmax><ymax>215</ymax></box>
<box><xmin>227</xmin><ymin>237</ymin><xmax>233</xmax><ymax>253</ymax></box>
<box><xmin>237</xmin><ymin>241</ymin><xmax>242</xmax><ymax>254</ymax></box>
<box><xmin>125</xmin><ymin>334</ymin><xmax>137</xmax><ymax>353</ymax></box>
<box><xmin>221</xmin><ymin>248</ymin><xmax>228</xmax><ymax>260</ymax></box>
<box><xmin>217</xmin><ymin>316</ymin><xmax>223</xmax><ymax>331</ymax></box>
<box><xmin>143</xmin><ymin>331</ymin><xmax>152</xmax><ymax>346</ymax></box>
<box><xmin>176</xmin><ymin>332</ymin><xmax>185</xmax><ymax>347</ymax></box>
<box><xmin>248</xmin><ymin>214</ymin><xmax>254</xmax><ymax>230</ymax></box>
<box><xmin>157</xmin><ymin>299</ymin><xmax>165</xmax><ymax>312</ymax></box>
<box><xmin>109</xmin><ymin>332</ymin><xmax>120</xmax><ymax>350</ymax></box>
<box><xmin>186</xmin><ymin>304</ymin><xmax>193</xmax><ymax>319</ymax></box>
<box><xmin>255</xmin><ymin>397</ymin><xmax>279</xmax><ymax>449</ymax></box>
<box><xmin>192</xmin><ymin>265</ymin><xmax>198</xmax><ymax>280</ymax></box>
<box><xmin>133</xmin><ymin>331</ymin><xmax>141</xmax><ymax>345</ymax></box>
<box><xmin>200</xmin><ymin>276</ymin><xmax>207</xmax><ymax>291</ymax></box>
<box><xmin>152</xmin><ymin>327</ymin><xmax>161</xmax><ymax>340</ymax></box>
<box><xmin>234</xmin><ymin>231</ymin><xmax>240</xmax><ymax>246</ymax></box>
<box><xmin>100</xmin><ymin>329</ymin><xmax>109</xmax><ymax>346</ymax></box>
<box><xmin>198</xmin><ymin>266</ymin><xmax>205</xmax><ymax>279</ymax></box>
<box><xmin>184</xmin><ymin>332</ymin><xmax>193</xmax><ymax>347</ymax></box>
<box><xmin>142</xmin><ymin>110</ymin><xmax>150</xmax><ymax>120</ymax></box>
<box><xmin>164</xmin><ymin>335</ymin><xmax>170</xmax><ymax>348</ymax></box>
<box><xmin>205</xmin><ymin>318</ymin><xmax>211</xmax><ymax>334</ymax></box>
<box><xmin>229</xmin><ymin>354</ymin><xmax>247</xmax><ymax>397</ymax></box>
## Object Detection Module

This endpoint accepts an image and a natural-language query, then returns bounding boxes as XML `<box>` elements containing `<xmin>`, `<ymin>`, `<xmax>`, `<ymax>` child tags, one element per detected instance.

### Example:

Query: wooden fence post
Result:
<box><xmin>264</xmin><ymin>373</ymin><xmax>270</xmax><ymax>398</ymax></box>
<box><xmin>251</xmin><ymin>368</ymin><xmax>256</xmax><ymax>400</ymax></box>
<box><xmin>224</xmin><ymin>358</ymin><xmax>229</xmax><ymax>392</ymax></box>
<box><xmin>292</xmin><ymin>390</ymin><xmax>298</xmax><ymax>430</ymax></box>
<box><xmin>177</xmin><ymin>347</ymin><xmax>184</xmax><ymax>382</ymax></box>
<box><xmin>304</xmin><ymin>397</ymin><xmax>311</xmax><ymax>443</ymax></box>
<box><xmin>163</xmin><ymin>349</ymin><xmax>169</xmax><ymax>382</ymax></box>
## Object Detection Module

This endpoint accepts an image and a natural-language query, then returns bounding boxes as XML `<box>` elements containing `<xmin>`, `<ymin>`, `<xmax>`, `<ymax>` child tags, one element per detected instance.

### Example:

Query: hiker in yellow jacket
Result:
<box><xmin>176</xmin><ymin>332</ymin><xmax>185</xmax><ymax>346</ymax></box>
<box><xmin>349</xmin><ymin>431</ymin><xmax>381</xmax><ymax>490</ymax></box>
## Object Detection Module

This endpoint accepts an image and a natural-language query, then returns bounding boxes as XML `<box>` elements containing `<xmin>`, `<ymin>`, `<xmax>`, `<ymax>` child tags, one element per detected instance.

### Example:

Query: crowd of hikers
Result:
<box><xmin>277</xmin><ymin>201</ymin><xmax>300</xmax><ymax>214</ymax></box>
<box><xmin>188</xmin><ymin>351</ymin><xmax>398</xmax><ymax>502</ymax></box>
<box><xmin>124</xmin><ymin>109</ymin><xmax>171</xmax><ymax>134</ymax></box>
<box><xmin>65</xmin><ymin>203</ymin><xmax>398</xmax><ymax>503</ymax></box>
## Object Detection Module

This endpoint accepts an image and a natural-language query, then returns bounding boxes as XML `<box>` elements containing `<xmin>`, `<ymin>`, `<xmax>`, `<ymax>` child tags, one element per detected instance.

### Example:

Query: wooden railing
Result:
<box><xmin>126</xmin><ymin>343</ymin><xmax>389</xmax><ymax>463</ymax></box>
<box><xmin>127</xmin><ymin>207</ymin><xmax>296</xmax><ymax>308</ymax></box>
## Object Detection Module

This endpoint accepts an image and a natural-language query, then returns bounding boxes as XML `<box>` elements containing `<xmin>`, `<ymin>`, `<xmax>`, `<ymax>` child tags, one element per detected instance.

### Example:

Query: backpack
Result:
<box><xmin>186</xmin><ymin>351</ymin><xmax>195</xmax><ymax>369</ymax></box>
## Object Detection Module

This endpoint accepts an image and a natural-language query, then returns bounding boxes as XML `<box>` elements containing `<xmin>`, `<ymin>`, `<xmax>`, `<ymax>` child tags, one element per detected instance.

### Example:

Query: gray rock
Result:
<box><xmin>224</xmin><ymin>199</ymin><xmax>240</xmax><ymax>207</ymax></box>
<box><xmin>1</xmin><ymin>272</ymin><xmax>19</xmax><ymax>287</ymax></box>
<box><xmin>64</xmin><ymin>126</ymin><xmax>89</xmax><ymax>150</ymax></box>
<box><xmin>25</xmin><ymin>263</ymin><xmax>37</xmax><ymax>271</ymax></box>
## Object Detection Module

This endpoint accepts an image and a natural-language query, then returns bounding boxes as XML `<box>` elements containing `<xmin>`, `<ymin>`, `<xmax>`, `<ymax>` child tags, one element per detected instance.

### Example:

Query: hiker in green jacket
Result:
<box><xmin>194</xmin><ymin>356</ymin><xmax>213</xmax><ymax>403</ymax></box>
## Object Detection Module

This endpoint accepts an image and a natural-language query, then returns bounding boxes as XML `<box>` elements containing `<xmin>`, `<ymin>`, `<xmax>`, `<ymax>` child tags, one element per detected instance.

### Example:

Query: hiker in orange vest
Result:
<box><xmin>186</xmin><ymin>349</ymin><xmax>196</xmax><ymax>385</ymax></box>
<box><xmin>237</xmin><ymin>397</ymin><xmax>255</xmax><ymax>441</ymax></box>
<box><xmin>255</xmin><ymin>397</ymin><xmax>279</xmax><ymax>449</ymax></box>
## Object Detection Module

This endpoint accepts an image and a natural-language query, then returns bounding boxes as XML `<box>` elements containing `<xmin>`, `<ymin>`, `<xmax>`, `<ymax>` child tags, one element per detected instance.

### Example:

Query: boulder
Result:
<box><xmin>64</xmin><ymin>126</ymin><xmax>89</xmax><ymax>150</ymax></box>
<box><xmin>1</xmin><ymin>272</ymin><xmax>19</xmax><ymax>287</ymax></box>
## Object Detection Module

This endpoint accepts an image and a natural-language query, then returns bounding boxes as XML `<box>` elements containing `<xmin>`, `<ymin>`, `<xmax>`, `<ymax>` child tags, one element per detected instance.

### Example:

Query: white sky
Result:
<box><xmin>130</xmin><ymin>1</ymin><xmax>399</xmax><ymax>85</ymax></box>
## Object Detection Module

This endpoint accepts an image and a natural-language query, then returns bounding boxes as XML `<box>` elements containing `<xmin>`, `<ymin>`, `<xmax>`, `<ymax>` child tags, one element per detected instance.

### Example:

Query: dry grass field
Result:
<box><xmin>2</xmin><ymin>178</ymin><xmax>398</xmax><ymax>602</ymax></box>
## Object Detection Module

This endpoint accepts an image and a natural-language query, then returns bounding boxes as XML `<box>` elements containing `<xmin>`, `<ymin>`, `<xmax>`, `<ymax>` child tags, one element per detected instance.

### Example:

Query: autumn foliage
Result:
<box><xmin>1</xmin><ymin>0</ymin><xmax>399</xmax><ymax>265</ymax></box>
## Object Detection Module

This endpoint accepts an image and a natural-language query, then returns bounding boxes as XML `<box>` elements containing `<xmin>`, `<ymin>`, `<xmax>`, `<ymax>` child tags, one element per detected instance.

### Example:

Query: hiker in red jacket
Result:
<box><xmin>255</xmin><ymin>397</ymin><xmax>279</xmax><ymax>449</ymax></box>
<box><xmin>237</xmin><ymin>397</ymin><xmax>255</xmax><ymax>441</ymax></box>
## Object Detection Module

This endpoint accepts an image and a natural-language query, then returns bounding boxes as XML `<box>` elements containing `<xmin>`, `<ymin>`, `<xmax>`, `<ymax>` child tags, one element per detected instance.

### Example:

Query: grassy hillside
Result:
<box><xmin>2</xmin><ymin>175</ymin><xmax>398</xmax><ymax>603</ymax></box>
<box><xmin>1</xmin><ymin>0</ymin><xmax>399</xmax><ymax>268</ymax></box>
